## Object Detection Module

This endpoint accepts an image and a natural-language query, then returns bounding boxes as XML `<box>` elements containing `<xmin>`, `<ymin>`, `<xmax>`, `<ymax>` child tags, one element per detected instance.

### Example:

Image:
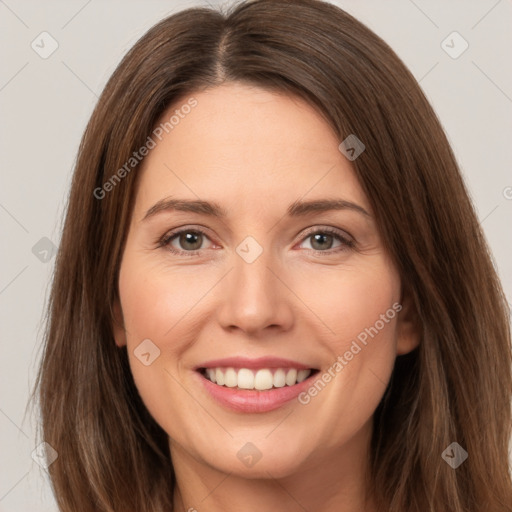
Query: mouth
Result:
<box><xmin>198</xmin><ymin>366</ymin><xmax>319</xmax><ymax>391</ymax></box>
<box><xmin>194</xmin><ymin>360</ymin><xmax>320</xmax><ymax>413</ymax></box>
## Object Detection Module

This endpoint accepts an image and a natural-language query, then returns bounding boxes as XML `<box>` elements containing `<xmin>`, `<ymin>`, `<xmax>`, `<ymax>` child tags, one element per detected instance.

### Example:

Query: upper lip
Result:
<box><xmin>195</xmin><ymin>356</ymin><xmax>314</xmax><ymax>371</ymax></box>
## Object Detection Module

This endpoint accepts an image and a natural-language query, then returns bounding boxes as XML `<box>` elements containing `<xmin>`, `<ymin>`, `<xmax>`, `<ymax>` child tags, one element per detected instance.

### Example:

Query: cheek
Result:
<box><xmin>118</xmin><ymin>255</ymin><xmax>209</xmax><ymax>342</ymax></box>
<box><xmin>294</xmin><ymin>258</ymin><xmax>400</xmax><ymax>354</ymax></box>
<box><xmin>335</xmin><ymin>280</ymin><xmax>399</xmax><ymax>358</ymax></box>
<box><xmin>117</xmin><ymin>254</ymin><xmax>223</xmax><ymax>428</ymax></box>
<box><xmin>294</xmin><ymin>260</ymin><xmax>401</xmax><ymax>417</ymax></box>
<box><xmin>117</xmin><ymin>258</ymin><xmax>199</xmax><ymax>435</ymax></box>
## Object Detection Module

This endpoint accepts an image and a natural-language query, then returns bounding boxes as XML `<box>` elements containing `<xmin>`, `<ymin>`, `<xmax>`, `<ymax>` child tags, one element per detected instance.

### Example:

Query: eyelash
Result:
<box><xmin>157</xmin><ymin>226</ymin><xmax>355</xmax><ymax>257</ymax></box>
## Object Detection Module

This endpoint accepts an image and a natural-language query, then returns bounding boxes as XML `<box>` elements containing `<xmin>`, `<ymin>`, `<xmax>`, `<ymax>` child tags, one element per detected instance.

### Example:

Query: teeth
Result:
<box><xmin>215</xmin><ymin>368</ymin><xmax>225</xmax><ymax>386</ymax></box>
<box><xmin>238</xmin><ymin>368</ymin><xmax>255</xmax><ymax>389</ymax></box>
<box><xmin>224</xmin><ymin>367</ymin><xmax>238</xmax><ymax>388</ymax></box>
<box><xmin>254</xmin><ymin>369</ymin><xmax>273</xmax><ymax>390</ymax></box>
<box><xmin>297</xmin><ymin>369</ymin><xmax>310</xmax><ymax>383</ymax></box>
<box><xmin>206</xmin><ymin>368</ymin><xmax>216</xmax><ymax>383</ymax></box>
<box><xmin>285</xmin><ymin>368</ymin><xmax>297</xmax><ymax>386</ymax></box>
<box><xmin>273</xmin><ymin>368</ymin><xmax>286</xmax><ymax>388</ymax></box>
<box><xmin>203</xmin><ymin>367</ymin><xmax>312</xmax><ymax>390</ymax></box>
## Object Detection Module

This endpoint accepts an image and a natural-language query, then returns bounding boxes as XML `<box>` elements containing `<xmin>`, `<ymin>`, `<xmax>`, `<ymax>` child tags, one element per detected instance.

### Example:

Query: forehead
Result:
<box><xmin>133</xmin><ymin>83</ymin><xmax>370</xmax><ymax>217</ymax></box>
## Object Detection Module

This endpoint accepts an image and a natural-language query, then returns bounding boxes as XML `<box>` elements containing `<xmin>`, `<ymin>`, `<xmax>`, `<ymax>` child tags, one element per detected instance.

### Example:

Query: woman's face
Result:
<box><xmin>114</xmin><ymin>82</ymin><xmax>417</xmax><ymax>479</ymax></box>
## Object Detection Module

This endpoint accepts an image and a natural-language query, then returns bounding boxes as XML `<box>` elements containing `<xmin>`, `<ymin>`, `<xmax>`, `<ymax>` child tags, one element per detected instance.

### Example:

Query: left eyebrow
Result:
<box><xmin>287</xmin><ymin>198</ymin><xmax>371</xmax><ymax>218</ymax></box>
<box><xmin>141</xmin><ymin>196</ymin><xmax>371</xmax><ymax>222</ymax></box>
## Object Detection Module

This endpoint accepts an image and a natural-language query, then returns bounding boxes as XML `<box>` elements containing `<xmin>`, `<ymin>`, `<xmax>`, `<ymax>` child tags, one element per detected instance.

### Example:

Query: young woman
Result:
<box><xmin>35</xmin><ymin>0</ymin><xmax>512</xmax><ymax>510</ymax></box>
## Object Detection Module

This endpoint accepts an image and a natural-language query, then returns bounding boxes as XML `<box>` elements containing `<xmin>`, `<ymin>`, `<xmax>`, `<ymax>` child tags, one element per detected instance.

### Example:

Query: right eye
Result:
<box><xmin>159</xmin><ymin>228</ymin><xmax>214</xmax><ymax>256</ymax></box>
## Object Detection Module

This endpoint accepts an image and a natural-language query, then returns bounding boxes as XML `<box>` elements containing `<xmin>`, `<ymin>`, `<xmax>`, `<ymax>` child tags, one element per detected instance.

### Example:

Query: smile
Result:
<box><xmin>194</xmin><ymin>357</ymin><xmax>320</xmax><ymax>413</ymax></box>
<box><xmin>201</xmin><ymin>367</ymin><xmax>314</xmax><ymax>390</ymax></box>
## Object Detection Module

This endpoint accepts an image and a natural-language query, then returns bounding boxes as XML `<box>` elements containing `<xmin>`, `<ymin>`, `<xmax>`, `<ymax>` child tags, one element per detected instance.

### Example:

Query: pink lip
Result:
<box><xmin>194</xmin><ymin>370</ymin><xmax>318</xmax><ymax>414</ymax></box>
<box><xmin>195</xmin><ymin>356</ymin><xmax>312</xmax><ymax>371</ymax></box>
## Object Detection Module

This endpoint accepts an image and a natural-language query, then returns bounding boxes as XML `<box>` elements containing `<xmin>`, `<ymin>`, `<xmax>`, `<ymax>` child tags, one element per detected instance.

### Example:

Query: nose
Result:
<box><xmin>215</xmin><ymin>248</ymin><xmax>294</xmax><ymax>337</ymax></box>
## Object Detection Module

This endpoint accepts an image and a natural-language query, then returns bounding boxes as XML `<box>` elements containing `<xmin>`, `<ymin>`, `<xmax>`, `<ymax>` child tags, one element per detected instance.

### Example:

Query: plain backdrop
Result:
<box><xmin>1</xmin><ymin>0</ymin><xmax>511</xmax><ymax>509</ymax></box>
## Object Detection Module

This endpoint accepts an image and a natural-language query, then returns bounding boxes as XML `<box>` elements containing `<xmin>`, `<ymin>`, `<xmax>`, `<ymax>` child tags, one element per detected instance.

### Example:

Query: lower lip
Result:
<box><xmin>196</xmin><ymin>371</ymin><xmax>317</xmax><ymax>413</ymax></box>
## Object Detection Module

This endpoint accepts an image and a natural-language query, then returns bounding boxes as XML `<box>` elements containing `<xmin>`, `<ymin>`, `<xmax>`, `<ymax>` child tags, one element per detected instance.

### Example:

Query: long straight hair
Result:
<box><xmin>34</xmin><ymin>1</ymin><xmax>512</xmax><ymax>510</ymax></box>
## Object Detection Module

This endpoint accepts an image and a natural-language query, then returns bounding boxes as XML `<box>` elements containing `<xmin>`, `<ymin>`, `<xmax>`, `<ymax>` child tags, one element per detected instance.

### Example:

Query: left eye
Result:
<box><xmin>299</xmin><ymin>231</ymin><xmax>347</xmax><ymax>251</ymax></box>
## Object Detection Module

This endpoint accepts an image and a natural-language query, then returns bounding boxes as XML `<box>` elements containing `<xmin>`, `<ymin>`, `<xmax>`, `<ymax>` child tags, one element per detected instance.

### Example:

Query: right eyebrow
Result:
<box><xmin>142</xmin><ymin>198</ymin><xmax>228</xmax><ymax>222</ymax></box>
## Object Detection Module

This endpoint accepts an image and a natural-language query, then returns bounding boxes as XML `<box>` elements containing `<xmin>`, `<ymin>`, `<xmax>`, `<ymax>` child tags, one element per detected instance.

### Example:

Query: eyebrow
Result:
<box><xmin>142</xmin><ymin>197</ymin><xmax>370</xmax><ymax>222</ymax></box>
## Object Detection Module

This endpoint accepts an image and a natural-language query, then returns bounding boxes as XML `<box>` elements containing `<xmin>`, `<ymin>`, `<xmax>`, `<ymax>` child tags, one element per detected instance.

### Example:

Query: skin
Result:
<box><xmin>113</xmin><ymin>82</ymin><xmax>419</xmax><ymax>512</ymax></box>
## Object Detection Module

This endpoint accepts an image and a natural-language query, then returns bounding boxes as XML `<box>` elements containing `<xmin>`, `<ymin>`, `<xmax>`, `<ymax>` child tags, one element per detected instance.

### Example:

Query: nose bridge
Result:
<box><xmin>215</xmin><ymin>239</ymin><xmax>293</xmax><ymax>334</ymax></box>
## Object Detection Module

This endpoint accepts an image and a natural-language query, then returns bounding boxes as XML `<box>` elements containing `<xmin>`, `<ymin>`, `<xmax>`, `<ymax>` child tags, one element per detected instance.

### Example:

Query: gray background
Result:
<box><xmin>1</xmin><ymin>0</ymin><xmax>511</xmax><ymax>509</ymax></box>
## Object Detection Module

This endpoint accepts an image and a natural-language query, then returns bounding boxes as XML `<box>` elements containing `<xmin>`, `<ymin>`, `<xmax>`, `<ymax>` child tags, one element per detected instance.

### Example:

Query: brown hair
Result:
<box><xmin>34</xmin><ymin>0</ymin><xmax>512</xmax><ymax>510</ymax></box>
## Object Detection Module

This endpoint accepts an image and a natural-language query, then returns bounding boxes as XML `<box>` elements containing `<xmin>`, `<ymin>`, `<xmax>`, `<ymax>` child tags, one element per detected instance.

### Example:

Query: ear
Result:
<box><xmin>395</xmin><ymin>287</ymin><xmax>420</xmax><ymax>355</ymax></box>
<box><xmin>112</xmin><ymin>296</ymin><xmax>127</xmax><ymax>347</ymax></box>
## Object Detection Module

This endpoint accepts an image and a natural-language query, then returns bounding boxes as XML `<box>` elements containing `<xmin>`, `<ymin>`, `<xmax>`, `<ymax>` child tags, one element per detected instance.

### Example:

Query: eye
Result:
<box><xmin>298</xmin><ymin>228</ymin><xmax>354</xmax><ymax>254</ymax></box>
<box><xmin>159</xmin><ymin>228</ymin><xmax>213</xmax><ymax>255</ymax></box>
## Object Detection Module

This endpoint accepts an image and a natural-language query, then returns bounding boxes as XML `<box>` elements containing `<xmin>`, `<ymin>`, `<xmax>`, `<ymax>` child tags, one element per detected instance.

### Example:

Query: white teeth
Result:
<box><xmin>224</xmin><ymin>367</ymin><xmax>238</xmax><ymax>388</ymax></box>
<box><xmin>297</xmin><ymin>369</ymin><xmax>310</xmax><ymax>383</ymax></box>
<box><xmin>203</xmin><ymin>367</ymin><xmax>312</xmax><ymax>390</ymax></box>
<box><xmin>254</xmin><ymin>369</ymin><xmax>273</xmax><ymax>390</ymax></box>
<box><xmin>237</xmin><ymin>368</ymin><xmax>254</xmax><ymax>389</ymax></box>
<box><xmin>285</xmin><ymin>368</ymin><xmax>297</xmax><ymax>386</ymax></box>
<box><xmin>273</xmin><ymin>368</ymin><xmax>286</xmax><ymax>388</ymax></box>
<box><xmin>215</xmin><ymin>368</ymin><xmax>225</xmax><ymax>386</ymax></box>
